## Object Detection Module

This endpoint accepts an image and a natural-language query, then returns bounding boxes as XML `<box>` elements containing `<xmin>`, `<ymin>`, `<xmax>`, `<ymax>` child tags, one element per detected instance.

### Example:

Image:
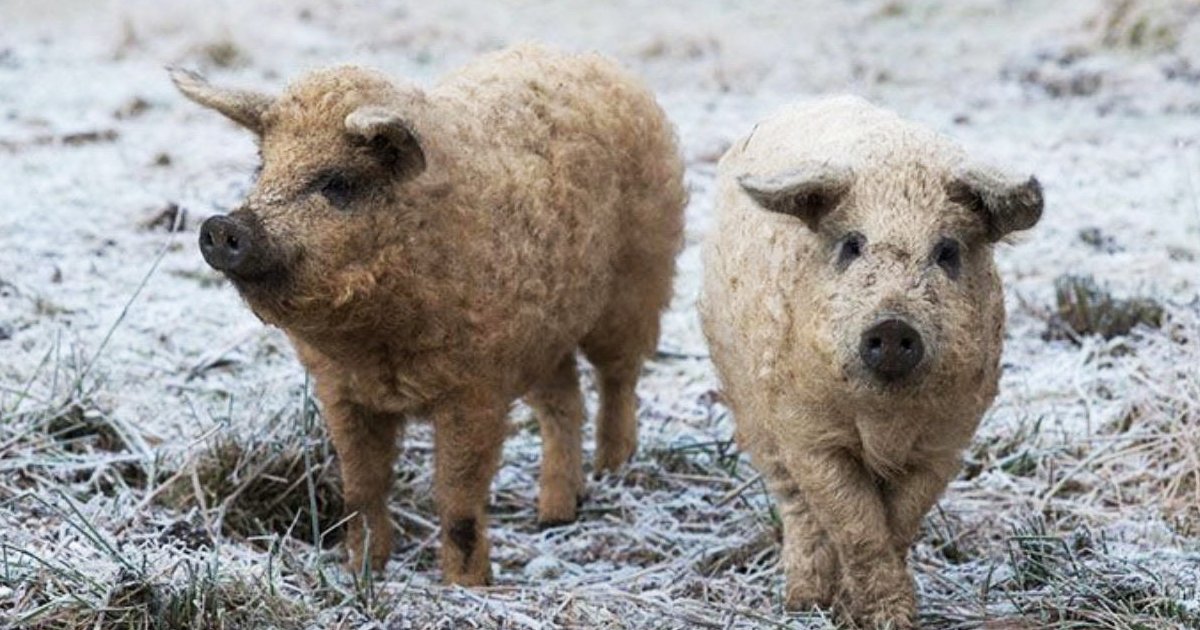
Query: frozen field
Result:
<box><xmin>2</xmin><ymin>0</ymin><xmax>1199</xmax><ymax>627</ymax></box>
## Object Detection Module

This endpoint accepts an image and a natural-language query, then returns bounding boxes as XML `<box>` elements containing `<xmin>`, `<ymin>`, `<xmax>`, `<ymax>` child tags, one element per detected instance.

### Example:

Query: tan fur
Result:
<box><xmin>699</xmin><ymin>96</ymin><xmax>1042</xmax><ymax>628</ymax></box>
<box><xmin>175</xmin><ymin>45</ymin><xmax>685</xmax><ymax>585</ymax></box>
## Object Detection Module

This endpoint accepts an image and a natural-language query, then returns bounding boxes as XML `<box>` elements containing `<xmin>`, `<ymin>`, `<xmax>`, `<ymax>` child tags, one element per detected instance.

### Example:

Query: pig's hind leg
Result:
<box><xmin>581</xmin><ymin>258</ymin><xmax>673</xmax><ymax>474</ymax></box>
<box><xmin>581</xmin><ymin>173</ymin><xmax>680</xmax><ymax>474</ymax></box>
<box><xmin>581</xmin><ymin>350</ymin><xmax>641</xmax><ymax>475</ymax></box>
<box><xmin>526</xmin><ymin>354</ymin><xmax>586</xmax><ymax>526</ymax></box>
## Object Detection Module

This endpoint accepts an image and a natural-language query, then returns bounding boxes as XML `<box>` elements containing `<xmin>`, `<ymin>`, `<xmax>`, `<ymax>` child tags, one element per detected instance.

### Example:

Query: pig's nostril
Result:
<box><xmin>199</xmin><ymin>215</ymin><xmax>257</xmax><ymax>274</ymax></box>
<box><xmin>859</xmin><ymin>318</ymin><xmax>925</xmax><ymax>382</ymax></box>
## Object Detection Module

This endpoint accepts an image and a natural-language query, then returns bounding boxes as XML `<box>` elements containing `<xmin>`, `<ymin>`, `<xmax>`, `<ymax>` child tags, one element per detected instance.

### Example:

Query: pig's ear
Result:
<box><xmin>948</xmin><ymin>165</ymin><xmax>1044</xmax><ymax>242</ymax></box>
<box><xmin>737</xmin><ymin>162</ymin><xmax>854</xmax><ymax>231</ymax></box>
<box><xmin>169</xmin><ymin>67</ymin><xmax>272</xmax><ymax>135</ymax></box>
<box><xmin>344</xmin><ymin>106</ymin><xmax>427</xmax><ymax>182</ymax></box>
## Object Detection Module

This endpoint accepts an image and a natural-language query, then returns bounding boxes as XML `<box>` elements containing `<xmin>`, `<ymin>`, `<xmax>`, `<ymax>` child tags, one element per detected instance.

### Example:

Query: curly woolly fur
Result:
<box><xmin>174</xmin><ymin>44</ymin><xmax>686</xmax><ymax>585</ymax></box>
<box><xmin>699</xmin><ymin>96</ymin><xmax>1043</xmax><ymax>628</ymax></box>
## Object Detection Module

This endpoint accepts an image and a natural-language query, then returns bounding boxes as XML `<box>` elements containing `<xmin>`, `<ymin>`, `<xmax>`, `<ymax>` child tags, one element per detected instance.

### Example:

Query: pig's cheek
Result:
<box><xmin>930</xmin><ymin>317</ymin><xmax>974</xmax><ymax>382</ymax></box>
<box><xmin>812</xmin><ymin>316</ymin><xmax>855</xmax><ymax>380</ymax></box>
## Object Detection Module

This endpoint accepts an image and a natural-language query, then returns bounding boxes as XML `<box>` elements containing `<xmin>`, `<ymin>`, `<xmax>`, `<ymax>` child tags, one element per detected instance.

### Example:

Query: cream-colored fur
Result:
<box><xmin>700</xmin><ymin>96</ymin><xmax>1042</xmax><ymax>628</ymax></box>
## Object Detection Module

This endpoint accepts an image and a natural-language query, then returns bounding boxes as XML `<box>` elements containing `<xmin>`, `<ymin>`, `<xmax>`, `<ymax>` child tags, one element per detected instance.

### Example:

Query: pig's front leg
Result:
<box><xmin>778</xmin><ymin>491</ymin><xmax>840</xmax><ymax>610</ymax></box>
<box><xmin>433</xmin><ymin>400</ymin><xmax>506</xmax><ymax>586</ymax></box>
<box><xmin>788</xmin><ymin>448</ymin><xmax>916</xmax><ymax>629</ymax></box>
<box><xmin>884</xmin><ymin>456</ymin><xmax>961</xmax><ymax>553</ymax></box>
<box><xmin>323</xmin><ymin>397</ymin><xmax>405</xmax><ymax>573</ymax></box>
<box><xmin>754</xmin><ymin>444</ymin><xmax>840</xmax><ymax>609</ymax></box>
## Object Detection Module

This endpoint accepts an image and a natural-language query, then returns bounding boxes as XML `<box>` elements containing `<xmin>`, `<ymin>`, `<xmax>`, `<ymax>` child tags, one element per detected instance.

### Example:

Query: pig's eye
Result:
<box><xmin>836</xmin><ymin>231</ymin><xmax>866</xmax><ymax>269</ymax></box>
<box><xmin>311</xmin><ymin>172</ymin><xmax>357</xmax><ymax>208</ymax></box>
<box><xmin>932</xmin><ymin>238</ymin><xmax>962</xmax><ymax>279</ymax></box>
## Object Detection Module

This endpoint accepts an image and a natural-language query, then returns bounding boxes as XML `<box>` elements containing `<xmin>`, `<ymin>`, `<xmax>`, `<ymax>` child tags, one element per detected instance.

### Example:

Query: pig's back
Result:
<box><xmin>425</xmin><ymin>45</ymin><xmax>684</xmax><ymax>391</ymax></box>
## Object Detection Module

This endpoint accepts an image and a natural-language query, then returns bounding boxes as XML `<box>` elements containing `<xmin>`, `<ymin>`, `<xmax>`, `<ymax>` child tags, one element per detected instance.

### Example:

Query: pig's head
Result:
<box><xmin>739</xmin><ymin>158</ymin><xmax>1042</xmax><ymax>397</ymax></box>
<box><xmin>172</xmin><ymin>66</ymin><xmax>433</xmax><ymax>333</ymax></box>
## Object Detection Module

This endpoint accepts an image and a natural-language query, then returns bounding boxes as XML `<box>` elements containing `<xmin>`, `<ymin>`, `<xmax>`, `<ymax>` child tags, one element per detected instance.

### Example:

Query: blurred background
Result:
<box><xmin>1</xmin><ymin>1</ymin><xmax>1199</xmax><ymax>628</ymax></box>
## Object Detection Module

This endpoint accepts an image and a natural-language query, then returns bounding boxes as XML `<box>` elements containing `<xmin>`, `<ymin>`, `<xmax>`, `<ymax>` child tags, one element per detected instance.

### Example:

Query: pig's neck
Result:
<box><xmin>853</xmin><ymin>414</ymin><xmax>923</xmax><ymax>479</ymax></box>
<box><xmin>848</xmin><ymin>403</ymin><xmax>976</xmax><ymax>481</ymax></box>
<box><xmin>286</xmin><ymin>314</ymin><xmax>466</xmax><ymax>414</ymax></box>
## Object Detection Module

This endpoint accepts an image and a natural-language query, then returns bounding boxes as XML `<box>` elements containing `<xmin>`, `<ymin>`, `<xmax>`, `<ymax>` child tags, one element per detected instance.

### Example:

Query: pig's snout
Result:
<box><xmin>200</xmin><ymin>214</ymin><xmax>259</xmax><ymax>276</ymax></box>
<box><xmin>859</xmin><ymin>318</ymin><xmax>924</xmax><ymax>382</ymax></box>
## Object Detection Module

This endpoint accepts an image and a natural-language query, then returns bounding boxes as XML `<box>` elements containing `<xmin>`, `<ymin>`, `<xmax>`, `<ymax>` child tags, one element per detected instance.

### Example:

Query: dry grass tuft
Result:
<box><xmin>1</xmin><ymin>345</ymin><xmax>153</xmax><ymax>501</ymax></box>
<box><xmin>158</xmin><ymin>393</ymin><xmax>345</xmax><ymax>549</ymax></box>
<box><xmin>1089</xmin><ymin>0</ymin><xmax>1200</xmax><ymax>53</ymax></box>
<box><xmin>922</xmin><ymin>518</ymin><xmax>1200</xmax><ymax>629</ymax></box>
<box><xmin>3</xmin><ymin>556</ymin><xmax>309</xmax><ymax>630</ymax></box>
<box><xmin>1047</xmin><ymin>274</ymin><xmax>1164</xmax><ymax>342</ymax></box>
<box><xmin>38</xmin><ymin>400</ymin><xmax>125</xmax><ymax>454</ymax></box>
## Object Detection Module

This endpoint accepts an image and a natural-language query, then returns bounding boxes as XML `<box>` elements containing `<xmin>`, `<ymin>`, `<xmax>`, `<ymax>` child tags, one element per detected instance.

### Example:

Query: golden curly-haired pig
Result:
<box><xmin>700</xmin><ymin>96</ymin><xmax>1042</xmax><ymax>628</ymax></box>
<box><xmin>173</xmin><ymin>44</ymin><xmax>685</xmax><ymax>586</ymax></box>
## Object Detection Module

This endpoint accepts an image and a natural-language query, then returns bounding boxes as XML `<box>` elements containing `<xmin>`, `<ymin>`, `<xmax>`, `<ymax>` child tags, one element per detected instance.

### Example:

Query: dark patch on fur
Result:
<box><xmin>768</xmin><ymin>460</ymin><xmax>791</xmax><ymax>481</ymax></box>
<box><xmin>537</xmin><ymin>517</ymin><xmax>575</xmax><ymax>531</ymax></box>
<box><xmin>778</xmin><ymin>483</ymin><xmax>803</xmax><ymax>502</ymax></box>
<box><xmin>447</xmin><ymin>518</ymin><xmax>477</xmax><ymax>568</ymax></box>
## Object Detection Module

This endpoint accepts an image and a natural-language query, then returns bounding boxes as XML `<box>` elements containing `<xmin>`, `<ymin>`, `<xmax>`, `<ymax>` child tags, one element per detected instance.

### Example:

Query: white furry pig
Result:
<box><xmin>700</xmin><ymin>96</ymin><xmax>1043</xmax><ymax>628</ymax></box>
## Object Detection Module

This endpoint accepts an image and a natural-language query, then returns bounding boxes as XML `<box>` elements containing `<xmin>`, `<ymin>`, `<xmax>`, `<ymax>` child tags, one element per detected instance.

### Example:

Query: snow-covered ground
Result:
<box><xmin>2</xmin><ymin>0</ymin><xmax>1199</xmax><ymax>627</ymax></box>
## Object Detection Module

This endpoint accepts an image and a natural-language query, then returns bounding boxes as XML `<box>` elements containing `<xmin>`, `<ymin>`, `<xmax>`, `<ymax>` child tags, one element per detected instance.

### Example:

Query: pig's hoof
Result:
<box><xmin>536</xmin><ymin>506</ymin><xmax>578</xmax><ymax>529</ymax></box>
<box><xmin>538</xmin><ymin>478</ymin><xmax>584</xmax><ymax>526</ymax></box>
<box><xmin>593</xmin><ymin>441</ymin><xmax>636</xmax><ymax>477</ymax></box>
<box><xmin>538</xmin><ymin>488</ymin><xmax>588</xmax><ymax>528</ymax></box>
<box><xmin>852</xmin><ymin>597</ymin><xmax>916</xmax><ymax>630</ymax></box>
<box><xmin>537</xmin><ymin>493</ymin><xmax>584</xmax><ymax>524</ymax></box>
<box><xmin>537</xmin><ymin>517</ymin><xmax>574</xmax><ymax>530</ymax></box>
<box><xmin>344</xmin><ymin>550</ymin><xmax>390</xmax><ymax>575</ymax></box>
<box><xmin>860</xmin><ymin>612</ymin><xmax>914</xmax><ymax>630</ymax></box>
<box><xmin>444</xmin><ymin>567</ymin><xmax>493</xmax><ymax>587</ymax></box>
<box><xmin>783</xmin><ymin>588</ymin><xmax>833</xmax><ymax>612</ymax></box>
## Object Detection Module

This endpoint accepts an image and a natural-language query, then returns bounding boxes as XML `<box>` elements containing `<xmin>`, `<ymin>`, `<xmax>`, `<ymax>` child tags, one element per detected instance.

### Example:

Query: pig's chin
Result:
<box><xmin>232</xmin><ymin>270</ymin><xmax>378</xmax><ymax>334</ymax></box>
<box><xmin>224</xmin><ymin>263</ymin><xmax>289</xmax><ymax>288</ymax></box>
<box><xmin>864</xmin><ymin>368</ymin><xmax>929</xmax><ymax>393</ymax></box>
<box><xmin>223</xmin><ymin>268</ymin><xmax>295</xmax><ymax>326</ymax></box>
<box><xmin>843</xmin><ymin>358</ymin><xmax>933</xmax><ymax>396</ymax></box>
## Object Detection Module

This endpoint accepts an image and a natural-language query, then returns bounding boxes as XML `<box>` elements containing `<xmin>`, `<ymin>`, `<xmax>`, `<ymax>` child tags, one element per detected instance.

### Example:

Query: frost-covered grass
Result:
<box><xmin>3</xmin><ymin>311</ymin><xmax>1198</xmax><ymax>628</ymax></box>
<box><xmin>3</xmin><ymin>0</ymin><xmax>1200</xmax><ymax>628</ymax></box>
